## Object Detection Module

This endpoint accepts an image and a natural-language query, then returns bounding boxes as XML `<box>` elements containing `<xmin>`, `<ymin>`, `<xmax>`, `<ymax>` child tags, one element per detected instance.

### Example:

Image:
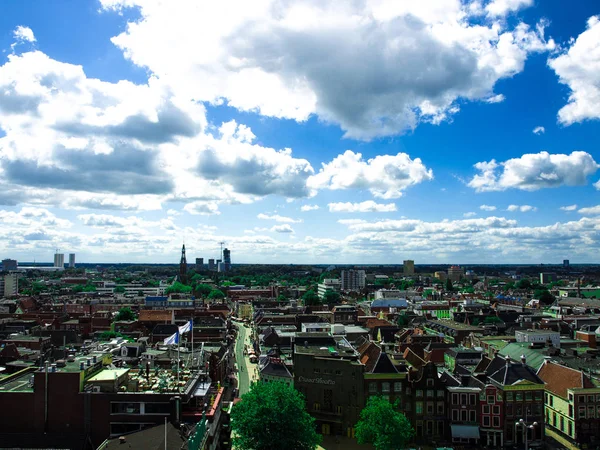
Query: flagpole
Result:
<box><xmin>191</xmin><ymin>317</ymin><xmax>194</xmax><ymax>369</ymax></box>
<box><xmin>177</xmin><ymin>330</ymin><xmax>180</xmax><ymax>392</ymax></box>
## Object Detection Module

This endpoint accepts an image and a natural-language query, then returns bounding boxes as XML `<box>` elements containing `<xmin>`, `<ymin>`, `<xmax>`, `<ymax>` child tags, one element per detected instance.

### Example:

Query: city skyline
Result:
<box><xmin>1</xmin><ymin>1</ymin><xmax>600</xmax><ymax>264</ymax></box>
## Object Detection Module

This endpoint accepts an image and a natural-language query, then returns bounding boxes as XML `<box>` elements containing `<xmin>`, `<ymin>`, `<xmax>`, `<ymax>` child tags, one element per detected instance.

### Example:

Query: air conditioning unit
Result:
<box><xmin>92</xmin><ymin>386</ymin><xmax>102</xmax><ymax>393</ymax></box>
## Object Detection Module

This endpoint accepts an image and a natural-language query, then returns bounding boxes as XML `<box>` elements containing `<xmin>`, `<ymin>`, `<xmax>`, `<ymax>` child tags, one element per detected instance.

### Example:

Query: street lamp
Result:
<box><xmin>515</xmin><ymin>420</ymin><xmax>538</xmax><ymax>450</ymax></box>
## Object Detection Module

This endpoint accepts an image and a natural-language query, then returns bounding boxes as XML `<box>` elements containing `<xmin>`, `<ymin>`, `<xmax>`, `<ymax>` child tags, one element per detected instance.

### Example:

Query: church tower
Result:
<box><xmin>179</xmin><ymin>244</ymin><xmax>188</xmax><ymax>284</ymax></box>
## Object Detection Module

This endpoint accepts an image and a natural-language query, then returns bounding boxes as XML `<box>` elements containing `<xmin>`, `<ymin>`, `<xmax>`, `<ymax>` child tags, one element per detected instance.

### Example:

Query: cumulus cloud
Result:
<box><xmin>271</xmin><ymin>224</ymin><xmax>294</xmax><ymax>233</ymax></box>
<box><xmin>328</xmin><ymin>201</ymin><xmax>397</xmax><ymax>213</ymax></box>
<box><xmin>100</xmin><ymin>0</ymin><xmax>554</xmax><ymax>139</ymax></box>
<box><xmin>308</xmin><ymin>151</ymin><xmax>433</xmax><ymax>199</ymax></box>
<box><xmin>532</xmin><ymin>126</ymin><xmax>545</xmax><ymax>134</ymax></box>
<box><xmin>257</xmin><ymin>213</ymin><xmax>301</xmax><ymax>223</ymax></box>
<box><xmin>578</xmin><ymin>205</ymin><xmax>600</xmax><ymax>216</ymax></box>
<box><xmin>300</xmin><ymin>204</ymin><xmax>319</xmax><ymax>212</ymax></box>
<box><xmin>507</xmin><ymin>204</ymin><xmax>537</xmax><ymax>212</ymax></box>
<box><xmin>463</xmin><ymin>212</ymin><xmax>477</xmax><ymax>218</ymax></box>
<box><xmin>183</xmin><ymin>202</ymin><xmax>221</xmax><ymax>215</ymax></box>
<box><xmin>485</xmin><ymin>94</ymin><xmax>506</xmax><ymax>103</ymax></box>
<box><xmin>548</xmin><ymin>16</ymin><xmax>600</xmax><ymax>125</ymax></box>
<box><xmin>480</xmin><ymin>204</ymin><xmax>497</xmax><ymax>211</ymax></box>
<box><xmin>468</xmin><ymin>151</ymin><xmax>599</xmax><ymax>192</ymax></box>
<box><xmin>560</xmin><ymin>204</ymin><xmax>577</xmax><ymax>211</ymax></box>
<box><xmin>13</xmin><ymin>26</ymin><xmax>36</xmax><ymax>44</ymax></box>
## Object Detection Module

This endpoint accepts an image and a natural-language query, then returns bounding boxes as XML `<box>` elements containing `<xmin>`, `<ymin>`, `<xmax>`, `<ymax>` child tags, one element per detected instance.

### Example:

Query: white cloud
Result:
<box><xmin>578</xmin><ymin>205</ymin><xmax>600</xmax><ymax>216</ymax></box>
<box><xmin>328</xmin><ymin>201</ymin><xmax>397</xmax><ymax>213</ymax></box>
<box><xmin>257</xmin><ymin>213</ymin><xmax>301</xmax><ymax>223</ymax></box>
<box><xmin>560</xmin><ymin>204</ymin><xmax>577</xmax><ymax>211</ymax></box>
<box><xmin>507</xmin><ymin>204</ymin><xmax>536</xmax><ymax>212</ymax></box>
<box><xmin>548</xmin><ymin>16</ymin><xmax>600</xmax><ymax>125</ymax></box>
<box><xmin>100</xmin><ymin>0</ymin><xmax>554</xmax><ymax>140</ymax></box>
<box><xmin>532</xmin><ymin>126</ymin><xmax>545</xmax><ymax>134</ymax></box>
<box><xmin>485</xmin><ymin>0</ymin><xmax>533</xmax><ymax>17</ymax></box>
<box><xmin>337</xmin><ymin>219</ymin><xmax>367</xmax><ymax>226</ymax></box>
<box><xmin>183</xmin><ymin>202</ymin><xmax>221</xmax><ymax>215</ymax></box>
<box><xmin>12</xmin><ymin>26</ymin><xmax>36</xmax><ymax>46</ymax></box>
<box><xmin>480</xmin><ymin>204</ymin><xmax>497</xmax><ymax>211</ymax></box>
<box><xmin>463</xmin><ymin>212</ymin><xmax>477</xmax><ymax>218</ymax></box>
<box><xmin>300</xmin><ymin>204</ymin><xmax>319</xmax><ymax>212</ymax></box>
<box><xmin>308</xmin><ymin>150</ymin><xmax>433</xmax><ymax>199</ymax></box>
<box><xmin>271</xmin><ymin>224</ymin><xmax>294</xmax><ymax>233</ymax></box>
<box><xmin>468</xmin><ymin>151</ymin><xmax>599</xmax><ymax>192</ymax></box>
<box><xmin>485</xmin><ymin>94</ymin><xmax>505</xmax><ymax>103</ymax></box>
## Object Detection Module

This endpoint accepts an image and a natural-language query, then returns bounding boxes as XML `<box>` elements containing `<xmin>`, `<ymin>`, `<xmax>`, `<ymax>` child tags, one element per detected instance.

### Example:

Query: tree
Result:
<box><xmin>114</xmin><ymin>307</ymin><xmax>136</xmax><ymax>321</ymax></box>
<box><xmin>517</xmin><ymin>279</ymin><xmax>532</xmax><ymax>290</ymax></box>
<box><xmin>195</xmin><ymin>283</ymin><xmax>213</xmax><ymax>298</ymax></box>
<box><xmin>276</xmin><ymin>293</ymin><xmax>288</xmax><ymax>302</ymax></box>
<box><xmin>207</xmin><ymin>289</ymin><xmax>225</xmax><ymax>300</ymax></box>
<box><xmin>534</xmin><ymin>289</ymin><xmax>555</xmax><ymax>305</ymax></box>
<box><xmin>231</xmin><ymin>382</ymin><xmax>321</xmax><ymax>450</ymax></box>
<box><xmin>166</xmin><ymin>281</ymin><xmax>192</xmax><ymax>295</ymax></box>
<box><xmin>302</xmin><ymin>290</ymin><xmax>320</xmax><ymax>306</ymax></box>
<box><xmin>356</xmin><ymin>396</ymin><xmax>414</xmax><ymax>450</ymax></box>
<box><xmin>445</xmin><ymin>278</ymin><xmax>454</xmax><ymax>292</ymax></box>
<box><xmin>322</xmin><ymin>289</ymin><xmax>341</xmax><ymax>304</ymax></box>
<box><xmin>114</xmin><ymin>286</ymin><xmax>126</xmax><ymax>294</ymax></box>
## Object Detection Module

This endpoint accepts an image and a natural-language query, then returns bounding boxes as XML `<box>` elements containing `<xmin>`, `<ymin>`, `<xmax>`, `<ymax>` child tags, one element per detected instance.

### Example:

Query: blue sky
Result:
<box><xmin>0</xmin><ymin>0</ymin><xmax>599</xmax><ymax>264</ymax></box>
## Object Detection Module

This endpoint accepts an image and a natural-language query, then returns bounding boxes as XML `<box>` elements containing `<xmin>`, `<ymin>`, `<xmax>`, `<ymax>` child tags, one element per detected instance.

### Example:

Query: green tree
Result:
<box><xmin>195</xmin><ymin>284</ymin><xmax>213</xmax><ymax>297</ymax></box>
<box><xmin>166</xmin><ymin>281</ymin><xmax>192</xmax><ymax>295</ymax></box>
<box><xmin>356</xmin><ymin>396</ymin><xmax>414</xmax><ymax>450</ymax></box>
<box><xmin>231</xmin><ymin>382</ymin><xmax>321</xmax><ymax>450</ymax></box>
<box><xmin>114</xmin><ymin>307</ymin><xmax>136</xmax><ymax>321</ymax></box>
<box><xmin>517</xmin><ymin>279</ymin><xmax>532</xmax><ymax>290</ymax></box>
<box><xmin>276</xmin><ymin>293</ymin><xmax>288</xmax><ymax>302</ymax></box>
<box><xmin>534</xmin><ymin>289</ymin><xmax>555</xmax><ymax>305</ymax></box>
<box><xmin>302</xmin><ymin>290</ymin><xmax>320</xmax><ymax>306</ymax></box>
<box><xmin>114</xmin><ymin>286</ymin><xmax>126</xmax><ymax>293</ymax></box>
<box><xmin>323</xmin><ymin>290</ymin><xmax>341</xmax><ymax>304</ymax></box>
<box><xmin>207</xmin><ymin>289</ymin><xmax>225</xmax><ymax>300</ymax></box>
<box><xmin>445</xmin><ymin>278</ymin><xmax>454</xmax><ymax>292</ymax></box>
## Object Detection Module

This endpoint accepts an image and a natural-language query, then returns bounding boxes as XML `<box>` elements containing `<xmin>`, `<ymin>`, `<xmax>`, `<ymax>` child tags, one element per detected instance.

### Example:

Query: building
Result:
<box><xmin>195</xmin><ymin>258</ymin><xmax>203</xmax><ymax>268</ymax></box>
<box><xmin>537</xmin><ymin>360</ymin><xmax>600</xmax><ymax>449</ymax></box>
<box><xmin>340</xmin><ymin>270</ymin><xmax>365</xmax><ymax>291</ymax></box>
<box><xmin>443</xmin><ymin>373</ymin><xmax>483</xmax><ymax>446</ymax></box>
<box><xmin>208</xmin><ymin>259</ymin><xmax>215</xmax><ymax>271</ymax></box>
<box><xmin>293</xmin><ymin>334</ymin><xmax>364</xmax><ymax>437</ymax></box>
<box><xmin>563</xmin><ymin>259</ymin><xmax>570</xmax><ymax>269</ymax></box>
<box><xmin>4</xmin><ymin>273</ymin><xmax>18</xmax><ymax>297</ymax></box>
<box><xmin>434</xmin><ymin>271</ymin><xmax>447</xmax><ymax>282</ymax></box>
<box><xmin>403</xmin><ymin>260</ymin><xmax>415</xmax><ymax>275</ymax></box>
<box><xmin>259</xmin><ymin>357</ymin><xmax>293</xmax><ymax>386</ymax></box>
<box><xmin>448</xmin><ymin>266</ymin><xmax>464</xmax><ymax>283</ymax></box>
<box><xmin>68</xmin><ymin>253</ymin><xmax>75</xmax><ymax>268</ymax></box>
<box><xmin>317</xmin><ymin>279</ymin><xmax>341</xmax><ymax>299</ymax></box>
<box><xmin>53</xmin><ymin>253</ymin><xmax>64</xmax><ymax>268</ymax></box>
<box><xmin>179</xmin><ymin>244</ymin><xmax>188</xmax><ymax>284</ymax></box>
<box><xmin>515</xmin><ymin>329</ymin><xmax>560</xmax><ymax>348</ymax></box>
<box><xmin>540</xmin><ymin>272</ymin><xmax>557</xmax><ymax>284</ymax></box>
<box><xmin>1</xmin><ymin>259</ymin><xmax>17</xmax><ymax>271</ymax></box>
<box><xmin>222</xmin><ymin>248</ymin><xmax>231</xmax><ymax>272</ymax></box>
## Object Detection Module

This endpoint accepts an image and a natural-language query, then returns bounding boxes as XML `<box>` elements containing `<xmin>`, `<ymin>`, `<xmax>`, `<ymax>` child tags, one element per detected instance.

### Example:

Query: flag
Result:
<box><xmin>164</xmin><ymin>331</ymin><xmax>179</xmax><ymax>345</ymax></box>
<box><xmin>178</xmin><ymin>320</ymin><xmax>192</xmax><ymax>334</ymax></box>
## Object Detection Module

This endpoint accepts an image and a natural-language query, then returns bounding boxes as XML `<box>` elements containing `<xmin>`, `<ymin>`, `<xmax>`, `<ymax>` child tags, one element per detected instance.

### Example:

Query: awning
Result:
<box><xmin>451</xmin><ymin>425</ymin><xmax>480</xmax><ymax>439</ymax></box>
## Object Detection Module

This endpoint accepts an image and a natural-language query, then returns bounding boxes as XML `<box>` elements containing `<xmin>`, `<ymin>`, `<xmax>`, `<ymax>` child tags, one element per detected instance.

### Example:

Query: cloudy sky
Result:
<box><xmin>0</xmin><ymin>0</ymin><xmax>599</xmax><ymax>264</ymax></box>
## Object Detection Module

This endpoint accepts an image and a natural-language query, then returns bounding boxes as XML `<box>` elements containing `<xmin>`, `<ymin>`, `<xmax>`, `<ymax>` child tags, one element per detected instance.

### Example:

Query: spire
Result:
<box><xmin>179</xmin><ymin>243</ymin><xmax>188</xmax><ymax>285</ymax></box>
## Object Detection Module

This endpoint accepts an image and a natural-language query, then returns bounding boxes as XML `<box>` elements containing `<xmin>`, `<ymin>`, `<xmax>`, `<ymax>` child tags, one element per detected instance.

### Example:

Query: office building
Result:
<box><xmin>540</xmin><ymin>272</ymin><xmax>556</xmax><ymax>284</ymax></box>
<box><xmin>403</xmin><ymin>260</ymin><xmax>415</xmax><ymax>275</ymax></box>
<box><xmin>208</xmin><ymin>259</ymin><xmax>215</xmax><ymax>271</ymax></box>
<box><xmin>563</xmin><ymin>259</ymin><xmax>570</xmax><ymax>268</ymax></box>
<box><xmin>68</xmin><ymin>253</ymin><xmax>76</xmax><ymax>268</ymax></box>
<box><xmin>447</xmin><ymin>265</ymin><xmax>464</xmax><ymax>283</ymax></box>
<box><xmin>196</xmin><ymin>258</ymin><xmax>204</xmax><ymax>268</ymax></box>
<box><xmin>4</xmin><ymin>272</ymin><xmax>18</xmax><ymax>297</ymax></box>
<box><xmin>54</xmin><ymin>253</ymin><xmax>65</xmax><ymax>269</ymax></box>
<box><xmin>340</xmin><ymin>270</ymin><xmax>365</xmax><ymax>291</ymax></box>
<box><xmin>223</xmin><ymin>248</ymin><xmax>231</xmax><ymax>272</ymax></box>
<box><xmin>515</xmin><ymin>329</ymin><xmax>560</xmax><ymax>348</ymax></box>
<box><xmin>1</xmin><ymin>259</ymin><xmax>17</xmax><ymax>271</ymax></box>
<box><xmin>318</xmin><ymin>279</ymin><xmax>341</xmax><ymax>299</ymax></box>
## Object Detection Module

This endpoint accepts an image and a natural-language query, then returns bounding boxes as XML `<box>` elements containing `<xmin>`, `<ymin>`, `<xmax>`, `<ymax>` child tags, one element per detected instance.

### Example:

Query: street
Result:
<box><xmin>234</xmin><ymin>323</ymin><xmax>252</xmax><ymax>396</ymax></box>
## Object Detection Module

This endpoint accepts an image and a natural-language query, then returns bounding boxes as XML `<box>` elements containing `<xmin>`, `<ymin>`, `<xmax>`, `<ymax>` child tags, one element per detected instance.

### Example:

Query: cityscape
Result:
<box><xmin>1</xmin><ymin>0</ymin><xmax>600</xmax><ymax>449</ymax></box>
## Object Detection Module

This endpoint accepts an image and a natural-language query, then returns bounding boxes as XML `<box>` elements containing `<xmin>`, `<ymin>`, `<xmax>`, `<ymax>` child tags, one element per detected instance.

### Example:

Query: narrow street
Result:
<box><xmin>234</xmin><ymin>323</ymin><xmax>252</xmax><ymax>396</ymax></box>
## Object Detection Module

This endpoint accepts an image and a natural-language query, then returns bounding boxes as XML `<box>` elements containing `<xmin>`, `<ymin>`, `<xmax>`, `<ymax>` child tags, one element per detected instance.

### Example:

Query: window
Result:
<box><xmin>549</xmin><ymin>395</ymin><xmax>554</xmax><ymax>407</ymax></box>
<box><xmin>382</xmin><ymin>382</ymin><xmax>390</xmax><ymax>393</ymax></box>
<box><xmin>427</xmin><ymin>420</ymin><xmax>434</xmax><ymax>435</ymax></box>
<box><xmin>579</xmin><ymin>395</ymin><xmax>585</xmax><ymax>403</ymax></box>
<box><xmin>553</xmin><ymin>412</ymin><xmax>557</xmax><ymax>427</ymax></box>
<box><xmin>506</xmin><ymin>403</ymin><xmax>513</xmax><ymax>416</ymax></box>
<box><xmin>579</xmin><ymin>406</ymin><xmax>586</xmax><ymax>418</ymax></box>
<box><xmin>493</xmin><ymin>416</ymin><xmax>500</xmax><ymax>427</ymax></box>
<box><xmin>369</xmin><ymin>382</ymin><xmax>377</xmax><ymax>394</ymax></box>
<box><xmin>588</xmin><ymin>395</ymin><xmax>595</xmax><ymax>403</ymax></box>
<box><xmin>452</xmin><ymin>393</ymin><xmax>459</xmax><ymax>403</ymax></box>
<box><xmin>427</xmin><ymin>402</ymin><xmax>434</xmax><ymax>414</ymax></box>
<box><xmin>416</xmin><ymin>402</ymin><xmax>423</xmax><ymax>415</ymax></box>
<box><xmin>437</xmin><ymin>421</ymin><xmax>444</xmax><ymax>436</ymax></box>
<box><xmin>483</xmin><ymin>416</ymin><xmax>490</xmax><ymax>427</ymax></box>
<box><xmin>427</xmin><ymin>379</ymin><xmax>434</xmax><ymax>387</ymax></box>
<box><xmin>313</xmin><ymin>403</ymin><xmax>321</xmax><ymax>411</ymax></box>
<box><xmin>336</xmin><ymin>405</ymin><xmax>342</xmax><ymax>414</ymax></box>
<box><xmin>406</xmin><ymin>387</ymin><xmax>412</xmax><ymax>395</ymax></box>
<box><xmin>516</xmin><ymin>405</ymin><xmax>522</xmax><ymax>416</ymax></box>
<box><xmin>535</xmin><ymin>392</ymin><xmax>543</xmax><ymax>401</ymax></box>
<box><xmin>568</xmin><ymin>405</ymin><xmax>573</xmax><ymax>417</ymax></box>
<box><xmin>568</xmin><ymin>421</ymin><xmax>573</xmax><ymax>437</ymax></box>
<box><xmin>470</xmin><ymin>394</ymin><xmax>477</xmax><ymax>405</ymax></box>
<box><xmin>461</xmin><ymin>393</ymin><xmax>467</xmax><ymax>404</ymax></box>
<box><xmin>469</xmin><ymin>410</ymin><xmax>476</xmax><ymax>422</ymax></box>
<box><xmin>487</xmin><ymin>395</ymin><xmax>495</xmax><ymax>404</ymax></box>
<box><xmin>516</xmin><ymin>393</ymin><xmax>523</xmax><ymax>401</ymax></box>
<box><xmin>111</xmin><ymin>403</ymin><xmax>141</xmax><ymax>414</ymax></box>
<box><xmin>588</xmin><ymin>405</ymin><xmax>595</xmax><ymax>418</ymax></box>
<box><xmin>427</xmin><ymin>389</ymin><xmax>434</xmax><ymax>398</ymax></box>
<box><xmin>526</xmin><ymin>392</ymin><xmax>532</xmax><ymax>401</ymax></box>
<box><xmin>569</xmin><ymin>393</ymin><xmax>574</xmax><ymax>401</ymax></box>
<box><xmin>560</xmin><ymin>416</ymin><xmax>564</xmax><ymax>431</ymax></box>
<box><xmin>545</xmin><ymin>393</ymin><xmax>549</xmax><ymax>404</ymax></box>
<box><xmin>483</xmin><ymin>405</ymin><xmax>490</xmax><ymax>414</ymax></box>
<box><xmin>452</xmin><ymin>409</ymin><xmax>459</xmax><ymax>421</ymax></box>
<box><xmin>506</xmin><ymin>392</ymin><xmax>513</xmax><ymax>401</ymax></box>
<box><xmin>437</xmin><ymin>402</ymin><xmax>444</xmax><ymax>414</ymax></box>
<box><xmin>596</xmin><ymin>394</ymin><xmax>600</xmax><ymax>402</ymax></box>
<box><xmin>416</xmin><ymin>390</ymin><xmax>423</xmax><ymax>398</ymax></box>
<box><xmin>335</xmin><ymin>370</ymin><xmax>342</xmax><ymax>376</ymax></box>
<box><xmin>437</xmin><ymin>390</ymin><xmax>445</xmax><ymax>398</ymax></box>
<box><xmin>144</xmin><ymin>403</ymin><xmax>170</xmax><ymax>414</ymax></box>
<box><xmin>461</xmin><ymin>410</ymin><xmax>467</xmax><ymax>421</ymax></box>
<box><xmin>314</xmin><ymin>368</ymin><xmax>320</xmax><ymax>374</ymax></box>
<box><xmin>493</xmin><ymin>406</ymin><xmax>500</xmax><ymax>415</ymax></box>
<box><xmin>393</xmin><ymin>382</ymin><xmax>402</xmax><ymax>392</ymax></box>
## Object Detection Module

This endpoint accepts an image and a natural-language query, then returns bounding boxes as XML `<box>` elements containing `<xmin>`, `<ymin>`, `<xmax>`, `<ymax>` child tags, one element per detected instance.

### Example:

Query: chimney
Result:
<box><xmin>520</xmin><ymin>354</ymin><xmax>526</xmax><ymax>366</ymax></box>
<box><xmin>79</xmin><ymin>362</ymin><xmax>85</xmax><ymax>370</ymax></box>
<box><xmin>86</xmin><ymin>358</ymin><xmax>91</xmax><ymax>367</ymax></box>
<box><xmin>505</xmin><ymin>355</ymin><xmax>511</xmax><ymax>367</ymax></box>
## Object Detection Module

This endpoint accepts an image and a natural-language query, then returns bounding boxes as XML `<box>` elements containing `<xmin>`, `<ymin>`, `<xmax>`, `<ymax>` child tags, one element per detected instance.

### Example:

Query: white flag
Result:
<box><xmin>163</xmin><ymin>331</ymin><xmax>178</xmax><ymax>345</ymax></box>
<box><xmin>178</xmin><ymin>320</ymin><xmax>192</xmax><ymax>334</ymax></box>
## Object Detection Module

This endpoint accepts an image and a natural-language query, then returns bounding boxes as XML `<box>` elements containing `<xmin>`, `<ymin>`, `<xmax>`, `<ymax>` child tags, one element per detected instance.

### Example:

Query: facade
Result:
<box><xmin>340</xmin><ymin>270</ymin><xmax>365</xmax><ymax>291</ymax></box>
<box><xmin>448</xmin><ymin>266</ymin><xmax>464</xmax><ymax>283</ymax></box>
<box><xmin>406</xmin><ymin>362</ymin><xmax>447</xmax><ymax>442</ymax></box>
<box><xmin>434</xmin><ymin>271</ymin><xmax>447</xmax><ymax>282</ymax></box>
<box><xmin>515</xmin><ymin>330</ymin><xmax>560</xmax><ymax>348</ymax></box>
<box><xmin>68</xmin><ymin>253</ymin><xmax>76</xmax><ymax>268</ymax></box>
<box><xmin>222</xmin><ymin>248</ymin><xmax>231</xmax><ymax>272</ymax></box>
<box><xmin>53</xmin><ymin>253</ymin><xmax>65</xmax><ymax>268</ymax></box>
<box><xmin>444</xmin><ymin>374</ymin><xmax>482</xmax><ymax>446</ymax></box>
<box><xmin>259</xmin><ymin>357</ymin><xmax>293</xmax><ymax>386</ymax></box>
<box><xmin>540</xmin><ymin>272</ymin><xmax>557</xmax><ymax>284</ymax></box>
<box><xmin>196</xmin><ymin>258</ymin><xmax>203</xmax><ymax>268</ymax></box>
<box><xmin>2</xmin><ymin>259</ymin><xmax>17</xmax><ymax>271</ymax></box>
<box><xmin>208</xmin><ymin>259</ymin><xmax>215</xmax><ymax>271</ymax></box>
<box><xmin>317</xmin><ymin>279</ymin><xmax>341</xmax><ymax>299</ymax></box>
<box><xmin>403</xmin><ymin>260</ymin><xmax>415</xmax><ymax>275</ymax></box>
<box><xmin>4</xmin><ymin>272</ymin><xmax>18</xmax><ymax>297</ymax></box>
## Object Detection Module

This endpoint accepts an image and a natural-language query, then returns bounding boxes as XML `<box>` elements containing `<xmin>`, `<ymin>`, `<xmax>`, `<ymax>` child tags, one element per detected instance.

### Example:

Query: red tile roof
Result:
<box><xmin>139</xmin><ymin>310</ymin><xmax>173</xmax><ymax>322</ymax></box>
<box><xmin>537</xmin><ymin>361</ymin><xmax>595</xmax><ymax>398</ymax></box>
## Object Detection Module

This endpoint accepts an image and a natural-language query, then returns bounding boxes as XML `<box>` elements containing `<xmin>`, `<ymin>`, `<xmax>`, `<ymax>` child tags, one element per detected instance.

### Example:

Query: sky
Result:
<box><xmin>0</xmin><ymin>0</ymin><xmax>599</xmax><ymax>265</ymax></box>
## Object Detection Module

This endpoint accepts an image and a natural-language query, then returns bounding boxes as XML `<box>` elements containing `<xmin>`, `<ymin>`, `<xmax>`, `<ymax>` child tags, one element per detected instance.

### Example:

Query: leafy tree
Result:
<box><xmin>445</xmin><ymin>278</ymin><xmax>454</xmax><ymax>292</ymax></box>
<box><xmin>323</xmin><ymin>289</ymin><xmax>341</xmax><ymax>304</ymax></box>
<box><xmin>114</xmin><ymin>307</ymin><xmax>136</xmax><ymax>321</ymax></box>
<box><xmin>302</xmin><ymin>290</ymin><xmax>320</xmax><ymax>306</ymax></box>
<box><xmin>208</xmin><ymin>289</ymin><xmax>225</xmax><ymax>300</ymax></box>
<box><xmin>517</xmin><ymin>279</ymin><xmax>532</xmax><ymax>290</ymax></box>
<box><xmin>114</xmin><ymin>286</ymin><xmax>126</xmax><ymax>293</ymax></box>
<box><xmin>534</xmin><ymin>289</ymin><xmax>555</xmax><ymax>305</ymax></box>
<box><xmin>396</xmin><ymin>314</ymin><xmax>409</xmax><ymax>327</ymax></box>
<box><xmin>166</xmin><ymin>281</ymin><xmax>192</xmax><ymax>295</ymax></box>
<box><xmin>276</xmin><ymin>293</ymin><xmax>288</xmax><ymax>302</ymax></box>
<box><xmin>231</xmin><ymin>382</ymin><xmax>321</xmax><ymax>450</ymax></box>
<box><xmin>195</xmin><ymin>284</ymin><xmax>213</xmax><ymax>297</ymax></box>
<box><xmin>356</xmin><ymin>396</ymin><xmax>414</xmax><ymax>450</ymax></box>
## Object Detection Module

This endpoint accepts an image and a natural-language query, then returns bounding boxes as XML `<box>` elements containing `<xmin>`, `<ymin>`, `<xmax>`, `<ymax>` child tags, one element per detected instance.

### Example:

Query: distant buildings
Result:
<box><xmin>540</xmin><ymin>272</ymin><xmax>556</xmax><ymax>284</ymax></box>
<box><xmin>448</xmin><ymin>265</ymin><xmax>464</xmax><ymax>283</ymax></box>
<box><xmin>563</xmin><ymin>259</ymin><xmax>570</xmax><ymax>268</ymax></box>
<box><xmin>435</xmin><ymin>271</ymin><xmax>447</xmax><ymax>282</ymax></box>
<box><xmin>317</xmin><ymin>278</ymin><xmax>341</xmax><ymax>299</ymax></box>
<box><xmin>2</xmin><ymin>273</ymin><xmax>18</xmax><ymax>297</ymax></box>
<box><xmin>53</xmin><ymin>253</ymin><xmax>64</xmax><ymax>268</ymax></box>
<box><xmin>515</xmin><ymin>329</ymin><xmax>560</xmax><ymax>348</ymax></box>
<box><xmin>403</xmin><ymin>259</ymin><xmax>415</xmax><ymax>275</ymax></box>
<box><xmin>1</xmin><ymin>259</ymin><xmax>17</xmax><ymax>271</ymax></box>
<box><xmin>68</xmin><ymin>253</ymin><xmax>76</xmax><ymax>268</ymax></box>
<box><xmin>223</xmin><ymin>248</ymin><xmax>231</xmax><ymax>272</ymax></box>
<box><xmin>208</xmin><ymin>259</ymin><xmax>215</xmax><ymax>271</ymax></box>
<box><xmin>340</xmin><ymin>269</ymin><xmax>365</xmax><ymax>291</ymax></box>
<box><xmin>196</xmin><ymin>258</ymin><xmax>203</xmax><ymax>268</ymax></box>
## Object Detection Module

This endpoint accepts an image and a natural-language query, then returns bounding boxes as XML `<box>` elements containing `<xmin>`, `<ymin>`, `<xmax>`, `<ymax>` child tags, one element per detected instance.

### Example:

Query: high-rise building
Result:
<box><xmin>223</xmin><ymin>248</ymin><xmax>231</xmax><ymax>272</ymax></box>
<box><xmin>1</xmin><ymin>259</ymin><xmax>17</xmax><ymax>271</ymax></box>
<box><xmin>403</xmin><ymin>260</ymin><xmax>415</xmax><ymax>275</ymax></box>
<box><xmin>196</xmin><ymin>258</ymin><xmax>204</xmax><ymax>268</ymax></box>
<box><xmin>447</xmin><ymin>265</ymin><xmax>464</xmax><ymax>283</ymax></box>
<box><xmin>563</xmin><ymin>259</ymin><xmax>570</xmax><ymax>268</ymax></box>
<box><xmin>68</xmin><ymin>253</ymin><xmax>76</xmax><ymax>268</ymax></box>
<box><xmin>179</xmin><ymin>244</ymin><xmax>188</xmax><ymax>284</ymax></box>
<box><xmin>340</xmin><ymin>269</ymin><xmax>366</xmax><ymax>291</ymax></box>
<box><xmin>208</xmin><ymin>259</ymin><xmax>215</xmax><ymax>271</ymax></box>
<box><xmin>54</xmin><ymin>253</ymin><xmax>65</xmax><ymax>268</ymax></box>
<box><xmin>4</xmin><ymin>273</ymin><xmax>18</xmax><ymax>297</ymax></box>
